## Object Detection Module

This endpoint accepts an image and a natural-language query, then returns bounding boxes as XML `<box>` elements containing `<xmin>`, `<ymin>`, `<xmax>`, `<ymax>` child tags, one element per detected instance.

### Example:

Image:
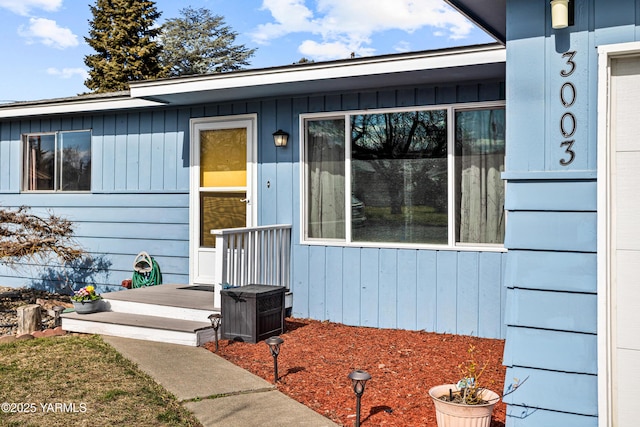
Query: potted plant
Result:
<box><xmin>71</xmin><ymin>285</ymin><xmax>102</xmax><ymax>314</ymax></box>
<box><xmin>428</xmin><ymin>345</ymin><xmax>501</xmax><ymax>427</ymax></box>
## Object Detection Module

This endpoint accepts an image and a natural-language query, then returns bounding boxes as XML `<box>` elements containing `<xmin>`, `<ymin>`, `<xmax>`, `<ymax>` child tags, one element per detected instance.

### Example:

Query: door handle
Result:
<box><xmin>240</xmin><ymin>198</ymin><xmax>249</xmax><ymax>203</ymax></box>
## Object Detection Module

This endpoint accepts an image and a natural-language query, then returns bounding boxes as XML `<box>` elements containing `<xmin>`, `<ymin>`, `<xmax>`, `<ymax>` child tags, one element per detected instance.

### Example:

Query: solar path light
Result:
<box><xmin>348</xmin><ymin>369</ymin><xmax>371</xmax><ymax>427</ymax></box>
<box><xmin>208</xmin><ymin>313</ymin><xmax>222</xmax><ymax>352</ymax></box>
<box><xmin>265</xmin><ymin>336</ymin><xmax>284</xmax><ymax>383</ymax></box>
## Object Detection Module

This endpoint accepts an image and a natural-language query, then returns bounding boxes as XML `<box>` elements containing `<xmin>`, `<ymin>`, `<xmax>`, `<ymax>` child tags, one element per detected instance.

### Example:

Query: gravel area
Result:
<box><xmin>0</xmin><ymin>286</ymin><xmax>72</xmax><ymax>336</ymax></box>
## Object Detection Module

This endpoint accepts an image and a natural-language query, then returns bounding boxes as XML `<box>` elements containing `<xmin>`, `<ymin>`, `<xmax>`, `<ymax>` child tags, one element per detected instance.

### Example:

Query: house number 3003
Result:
<box><xmin>559</xmin><ymin>50</ymin><xmax>577</xmax><ymax>166</ymax></box>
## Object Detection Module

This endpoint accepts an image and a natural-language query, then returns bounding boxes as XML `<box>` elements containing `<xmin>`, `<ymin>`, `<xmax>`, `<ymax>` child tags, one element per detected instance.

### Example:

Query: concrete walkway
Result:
<box><xmin>102</xmin><ymin>336</ymin><xmax>340</xmax><ymax>427</ymax></box>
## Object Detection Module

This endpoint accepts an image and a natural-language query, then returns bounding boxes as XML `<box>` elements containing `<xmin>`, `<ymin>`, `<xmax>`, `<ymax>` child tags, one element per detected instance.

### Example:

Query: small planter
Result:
<box><xmin>72</xmin><ymin>299</ymin><xmax>102</xmax><ymax>314</ymax></box>
<box><xmin>429</xmin><ymin>384</ymin><xmax>499</xmax><ymax>427</ymax></box>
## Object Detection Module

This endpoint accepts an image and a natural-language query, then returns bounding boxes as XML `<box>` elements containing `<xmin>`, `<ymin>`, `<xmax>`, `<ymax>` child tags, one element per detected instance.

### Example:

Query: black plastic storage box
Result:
<box><xmin>220</xmin><ymin>284</ymin><xmax>285</xmax><ymax>343</ymax></box>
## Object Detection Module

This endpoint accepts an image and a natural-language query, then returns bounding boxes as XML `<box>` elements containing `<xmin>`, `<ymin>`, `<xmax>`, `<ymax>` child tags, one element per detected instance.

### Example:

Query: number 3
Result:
<box><xmin>561</xmin><ymin>51</ymin><xmax>576</xmax><ymax>77</ymax></box>
<box><xmin>560</xmin><ymin>140</ymin><xmax>575</xmax><ymax>165</ymax></box>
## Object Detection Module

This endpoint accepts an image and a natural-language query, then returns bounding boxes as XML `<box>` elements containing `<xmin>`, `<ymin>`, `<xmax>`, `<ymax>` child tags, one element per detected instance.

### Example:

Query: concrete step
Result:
<box><xmin>103</xmin><ymin>299</ymin><xmax>215</xmax><ymax>323</ymax></box>
<box><xmin>101</xmin><ymin>284</ymin><xmax>217</xmax><ymax>322</ymax></box>
<box><xmin>61</xmin><ymin>311</ymin><xmax>217</xmax><ymax>347</ymax></box>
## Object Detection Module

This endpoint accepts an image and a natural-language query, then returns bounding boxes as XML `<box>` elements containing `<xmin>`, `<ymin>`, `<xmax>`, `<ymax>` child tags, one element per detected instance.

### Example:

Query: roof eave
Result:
<box><xmin>0</xmin><ymin>44</ymin><xmax>505</xmax><ymax>119</ymax></box>
<box><xmin>444</xmin><ymin>0</ymin><xmax>506</xmax><ymax>44</ymax></box>
<box><xmin>129</xmin><ymin>44</ymin><xmax>506</xmax><ymax>106</ymax></box>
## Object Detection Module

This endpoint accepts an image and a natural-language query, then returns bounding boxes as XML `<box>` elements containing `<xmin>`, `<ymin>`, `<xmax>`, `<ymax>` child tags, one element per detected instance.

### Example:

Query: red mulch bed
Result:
<box><xmin>204</xmin><ymin>318</ymin><xmax>506</xmax><ymax>427</ymax></box>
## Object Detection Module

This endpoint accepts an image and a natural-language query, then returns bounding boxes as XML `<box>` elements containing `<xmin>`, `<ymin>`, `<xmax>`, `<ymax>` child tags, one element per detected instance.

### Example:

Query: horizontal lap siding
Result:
<box><xmin>505</xmin><ymin>6</ymin><xmax>599</xmax><ymax>414</ymax></box>
<box><xmin>501</xmin><ymin>0</ymin><xmax>626</xmax><ymax>421</ymax></box>
<box><xmin>286</xmin><ymin>81</ymin><xmax>506</xmax><ymax>338</ymax></box>
<box><xmin>503</xmin><ymin>179</ymin><xmax>598</xmax><ymax>421</ymax></box>
<box><xmin>0</xmin><ymin>194</ymin><xmax>189</xmax><ymax>292</ymax></box>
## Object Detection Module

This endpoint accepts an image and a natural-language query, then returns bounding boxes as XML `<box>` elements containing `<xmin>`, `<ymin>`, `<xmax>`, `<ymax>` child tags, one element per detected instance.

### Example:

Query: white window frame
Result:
<box><xmin>299</xmin><ymin>100</ymin><xmax>506</xmax><ymax>252</ymax></box>
<box><xmin>22</xmin><ymin>129</ymin><xmax>92</xmax><ymax>193</ymax></box>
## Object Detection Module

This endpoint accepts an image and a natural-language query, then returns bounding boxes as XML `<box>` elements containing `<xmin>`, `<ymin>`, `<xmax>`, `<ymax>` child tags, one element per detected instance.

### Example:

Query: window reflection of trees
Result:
<box><xmin>351</xmin><ymin>110</ymin><xmax>448</xmax><ymax>217</ymax></box>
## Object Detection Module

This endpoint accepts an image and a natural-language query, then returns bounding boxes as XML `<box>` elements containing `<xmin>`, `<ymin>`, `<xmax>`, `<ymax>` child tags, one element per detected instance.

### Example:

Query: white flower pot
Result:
<box><xmin>429</xmin><ymin>384</ymin><xmax>499</xmax><ymax>427</ymax></box>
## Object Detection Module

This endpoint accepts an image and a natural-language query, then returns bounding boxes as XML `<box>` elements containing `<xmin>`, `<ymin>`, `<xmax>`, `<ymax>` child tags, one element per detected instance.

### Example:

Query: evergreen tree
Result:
<box><xmin>160</xmin><ymin>7</ymin><xmax>256</xmax><ymax>76</ymax></box>
<box><xmin>84</xmin><ymin>0</ymin><xmax>165</xmax><ymax>92</ymax></box>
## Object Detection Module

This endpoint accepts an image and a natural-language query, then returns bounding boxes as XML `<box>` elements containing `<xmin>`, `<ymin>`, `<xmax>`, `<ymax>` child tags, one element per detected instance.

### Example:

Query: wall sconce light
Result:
<box><xmin>272</xmin><ymin>129</ymin><xmax>289</xmax><ymax>147</ymax></box>
<box><xmin>551</xmin><ymin>0</ymin><xmax>574</xmax><ymax>29</ymax></box>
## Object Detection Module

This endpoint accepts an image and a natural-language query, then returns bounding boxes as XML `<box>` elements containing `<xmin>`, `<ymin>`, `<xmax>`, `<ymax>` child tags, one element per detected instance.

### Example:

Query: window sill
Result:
<box><xmin>300</xmin><ymin>239</ymin><xmax>506</xmax><ymax>253</ymax></box>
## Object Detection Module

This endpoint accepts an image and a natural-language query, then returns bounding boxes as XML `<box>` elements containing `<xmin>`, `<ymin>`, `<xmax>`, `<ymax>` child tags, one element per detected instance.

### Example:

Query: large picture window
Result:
<box><xmin>23</xmin><ymin>130</ymin><xmax>91</xmax><ymax>192</ymax></box>
<box><xmin>302</xmin><ymin>103</ymin><xmax>505</xmax><ymax>248</ymax></box>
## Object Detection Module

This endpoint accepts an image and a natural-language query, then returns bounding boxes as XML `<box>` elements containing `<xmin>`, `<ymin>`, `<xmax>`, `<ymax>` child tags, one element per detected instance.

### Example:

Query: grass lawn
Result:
<box><xmin>0</xmin><ymin>334</ymin><xmax>202</xmax><ymax>427</ymax></box>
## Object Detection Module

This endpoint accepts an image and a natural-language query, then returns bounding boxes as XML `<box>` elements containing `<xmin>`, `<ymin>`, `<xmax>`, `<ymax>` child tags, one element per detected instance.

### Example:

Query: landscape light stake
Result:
<box><xmin>265</xmin><ymin>336</ymin><xmax>284</xmax><ymax>383</ymax></box>
<box><xmin>52</xmin><ymin>306</ymin><xmax>65</xmax><ymax>328</ymax></box>
<box><xmin>348</xmin><ymin>370</ymin><xmax>371</xmax><ymax>427</ymax></box>
<box><xmin>208</xmin><ymin>313</ymin><xmax>222</xmax><ymax>352</ymax></box>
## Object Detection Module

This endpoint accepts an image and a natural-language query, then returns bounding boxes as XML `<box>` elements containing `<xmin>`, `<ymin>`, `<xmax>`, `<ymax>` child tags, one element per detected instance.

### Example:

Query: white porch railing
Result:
<box><xmin>211</xmin><ymin>224</ymin><xmax>292</xmax><ymax>289</ymax></box>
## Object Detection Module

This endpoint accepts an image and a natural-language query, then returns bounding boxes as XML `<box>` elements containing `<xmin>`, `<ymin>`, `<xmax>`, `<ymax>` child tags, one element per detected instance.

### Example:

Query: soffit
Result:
<box><xmin>444</xmin><ymin>0</ymin><xmax>507</xmax><ymax>44</ymax></box>
<box><xmin>129</xmin><ymin>44</ymin><xmax>506</xmax><ymax>106</ymax></box>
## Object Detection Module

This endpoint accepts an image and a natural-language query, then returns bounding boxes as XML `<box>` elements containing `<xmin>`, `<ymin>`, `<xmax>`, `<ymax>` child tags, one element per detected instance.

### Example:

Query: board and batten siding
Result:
<box><xmin>284</xmin><ymin>81</ymin><xmax>507</xmax><ymax>337</ymax></box>
<box><xmin>499</xmin><ymin>0</ymin><xmax>640</xmax><ymax>424</ymax></box>
<box><xmin>0</xmin><ymin>80</ymin><xmax>507</xmax><ymax>338</ymax></box>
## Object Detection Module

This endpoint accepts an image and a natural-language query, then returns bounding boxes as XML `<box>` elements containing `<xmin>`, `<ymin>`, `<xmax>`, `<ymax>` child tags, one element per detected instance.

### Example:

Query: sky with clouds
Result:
<box><xmin>0</xmin><ymin>0</ymin><xmax>493</xmax><ymax>102</ymax></box>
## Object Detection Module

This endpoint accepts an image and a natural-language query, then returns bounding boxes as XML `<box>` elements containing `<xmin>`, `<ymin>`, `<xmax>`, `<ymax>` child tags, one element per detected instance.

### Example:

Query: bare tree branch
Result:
<box><xmin>0</xmin><ymin>206</ymin><xmax>84</xmax><ymax>265</ymax></box>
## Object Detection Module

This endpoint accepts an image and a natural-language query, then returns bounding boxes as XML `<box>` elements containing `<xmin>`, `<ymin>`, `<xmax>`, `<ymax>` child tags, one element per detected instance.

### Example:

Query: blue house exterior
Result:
<box><xmin>447</xmin><ymin>0</ymin><xmax>640</xmax><ymax>426</ymax></box>
<box><xmin>0</xmin><ymin>45</ymin><xmax>509</xmax><ymax>338</ymax></box>
<box><xmin>5</xmin><ymin>0</ymin><xmax>640</xmax><ymax>425</ymax></box>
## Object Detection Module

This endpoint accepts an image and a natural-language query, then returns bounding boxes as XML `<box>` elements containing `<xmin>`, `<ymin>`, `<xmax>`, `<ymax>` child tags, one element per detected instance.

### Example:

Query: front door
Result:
<box><xmin>190</xmin><ymin>115</ymin><xmax>256</xmax><ymax>293</ymax></box>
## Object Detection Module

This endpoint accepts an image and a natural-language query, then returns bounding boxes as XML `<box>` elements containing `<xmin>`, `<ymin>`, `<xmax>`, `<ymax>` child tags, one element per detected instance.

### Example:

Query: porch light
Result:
<box><xmin>348</xmin><ymin>370</ymin><xmax>371</xmax><ymax>427</ymax></box>
<box><xmin>551</xmin><ymin>0</ymin><xmax>574</xmax><ymax>29</ymax></box>
<box><xmin>208</xmin><ymin>313</ymin><xmax>222</xmax><ymax>352</ymax></box>
<box><xmin>272</xmin><ymin>129</ymin><xmax>289</xmax><ymax>147</ymax></box>
<box><xmin>265</xmin><ymin>336</ymin><xmax>284</xmax><ymax>383</ymax></box>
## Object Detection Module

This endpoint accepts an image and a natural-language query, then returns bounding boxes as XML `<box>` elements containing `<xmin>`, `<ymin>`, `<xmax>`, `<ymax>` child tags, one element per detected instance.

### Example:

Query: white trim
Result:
<box><xmin>131</xmin><ymin>45</ymin><xmax>505</xmax><ymax>99</ymax></box>
<box><xmin>596</xmin><ymin>40</ymin><xmax>640</xmax><ymax>427</ymax></box>
<box><xmin>188</xmin><ymin>114</ymin><xmax>258</xmax><ymax>285</ymax></box>
<box><xmin>0</xmin><ymin>97</ymin><xmax>164</xmax><ymax>119</ymax></box>
<box><xmin>597</xmin><ymin>43</ymin><xmax>613</xmax><ymax>427</ymax></box>
<box><xmin>447</xmin><ymin>106</ymin><xmax>456</xmax><ymax>247</ymax></box>
<box><xmin>298</xmin><ymin>101</ymin><xmax>506</xmax><ymax>251</ymax></box>
<box><xmin>21</xmin><ymin>129</ymin><xmax>92</xmax><ymax>193</ymax></box>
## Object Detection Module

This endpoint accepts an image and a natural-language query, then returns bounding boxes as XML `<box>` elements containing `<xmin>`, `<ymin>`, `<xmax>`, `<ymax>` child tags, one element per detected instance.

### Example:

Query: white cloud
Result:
<box><xmin>394</xmin><ymin>41</ymin><xmax>412</xmax><ymax>53</ymax></box>
<box><xmin>46</xmin><ymin>67</ymin><xmax>87</xmax><ymax>80</ymax></box>
<box><xmin>251</xmin><ymin>0</ymin><xmax>475</xmax><ymax>61</ymax></box>
<box><xmin>18</xmin><ymin>17</ymin><xmax>78</xmax><ymax>49</ymax></box>
<box><xmin>0</xmin><ymin>0</ymin><xmax>61</xmax><ymax>16</ymax></box>
<box><xmin>298</xmin><ymin>40</ymin><xmax>373</xmax><ymax>61</ymax></box>
<box><xmin>252</xmin><ymin>0</ymin><xmax>317</xmax><ymax>43</ymax></box>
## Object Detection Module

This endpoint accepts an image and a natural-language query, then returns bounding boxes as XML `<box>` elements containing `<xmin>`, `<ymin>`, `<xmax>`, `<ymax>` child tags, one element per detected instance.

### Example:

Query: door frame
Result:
<box><xmin>597</xmin><ymin>41</ymin><xmax>640</xmax><ymax>427</ymax></box>
<box><xmin>188</xmin><ymin>114</ymin><xmax>258</xmax><ymax>285</ymax></box>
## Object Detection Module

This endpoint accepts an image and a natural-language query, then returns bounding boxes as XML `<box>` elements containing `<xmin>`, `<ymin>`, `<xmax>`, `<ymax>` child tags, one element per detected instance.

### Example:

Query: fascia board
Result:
<box><xmin>0</xmin><ymin>97</ymin><xmax>165</xmax><ymax>119</ymax></box>
<box><xmin>130</xmin><ymin>46</ymin><xmax>506</xmax><ymax>101</ymax></box>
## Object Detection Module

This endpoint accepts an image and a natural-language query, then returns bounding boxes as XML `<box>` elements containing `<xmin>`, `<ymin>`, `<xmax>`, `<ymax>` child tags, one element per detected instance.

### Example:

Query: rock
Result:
<box><xmin>36</xmin><ymin>298</ymin><xmax>73</xmax><ymax>314</ymax></box>
<box><xmin>16</xmin><ymin>334</ymin><xmax>34</xmax><ymax>340</ymax></box>
<box><xmin>0</xmin><ymin>335</ymin><xmax>16</xmax><ymax>344</ymax></box>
